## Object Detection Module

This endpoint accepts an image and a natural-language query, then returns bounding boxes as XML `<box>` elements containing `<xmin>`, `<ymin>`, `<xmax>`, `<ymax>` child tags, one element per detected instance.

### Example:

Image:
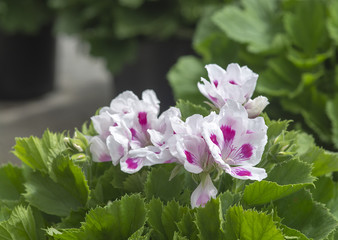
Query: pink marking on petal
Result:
<box><xmin>246</xmin><ymin>130</ymin><xmax>254</xmax><ymax>134</ymax></box>
<box><xmin>138</xmin><ymin>112</ymin><xmax>148</xmax><ymax>126</ymax></box>
<box><xmin>165</xmin><ymin>159</ymin><xmax>175</xmax><ymax>163</ymax></box>
<box><xmin>113</xmin><ymin>122</ymin><xmax>118</xmax><ymax>127</ymax></box>
<box><xmin>229</xmin><ymin>80</ymin><xmax>238</xmax><ymax>85</ymax></box>
<box><xmin>126</xmin><ymin>158</ymin><xmax>139</xmax><ymax>169</ymax></box>
<box><xmin>234</xmin><ymin>168</ymin><xmax>252</xmax><ymax>176</ymax></box>
<box><xmin>208</xmin><ymin>94</ymin><xmax>218</xmax><ymax>103</ymax></box>
<box><xmin>196</xmin><ymin>193</ymin><xmax>210</xmax><ymax>207</ymax></box>
<box><xmin>213</xmin><ymin>80</ymin><xmax>219</xmax><ymax>88</ymax></box>
<box><xmin>99</xmin><ymin>154</ymin><xmax>111</xmax><ymax>162</ymax></box>
<box><xmin>210</xmin><ymin>134</ymin><xmax>219</xmax><ymax>146</ymax></box>
<box><xmin>240</xmin><ymin>144</ymin><xmax>253</xmax><ymax>159</ymax></box>
<box><xmin>184</xmin><ymin>150</ymin><xmax>195</xmax><ymax>164</ymax></box>
<box><xmin>130</xmin><ymin>128</ymin><xmax>136</xmax><ymax>140</ymax></box>
<box><xmin>220</xmin><ymin>125</ymin><xmax>236</xmax><ymax>142</ymax></box>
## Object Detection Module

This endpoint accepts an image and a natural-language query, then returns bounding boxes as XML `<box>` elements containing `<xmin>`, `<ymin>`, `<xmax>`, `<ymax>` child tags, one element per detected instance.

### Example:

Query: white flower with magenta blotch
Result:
<box><xmin>106</xmin><ymin>90</ymin><xmax>173</xmax><ymax>173</ymax></box>
<box><xmin>198</xmin><ymin>63</ymin><xmax>269</xmax><ymax>118</ymax></box>
<box><xmin>203</xmin><ymin>100</ymin><xmax>268</xmax><ymax>181</ymax></box>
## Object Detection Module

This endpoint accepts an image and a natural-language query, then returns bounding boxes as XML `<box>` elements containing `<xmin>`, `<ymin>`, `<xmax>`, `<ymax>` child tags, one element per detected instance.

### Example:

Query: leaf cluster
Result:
<box><xmin>0</xmin><ymin>105</ymin><xmax>337</xmax><ymax>239</ymax></box>
<box><xmin>168</xmin><ymin>0</ymin><xmax>338</xmax><ymax>150</ymax></box>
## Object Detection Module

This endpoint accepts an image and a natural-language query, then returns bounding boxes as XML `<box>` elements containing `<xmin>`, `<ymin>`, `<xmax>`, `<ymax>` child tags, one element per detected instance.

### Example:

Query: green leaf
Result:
<box><xmin>90</xmin><ymin>164</ymin><xmax>126</xmax><ymax>206</ymax></box>
<box><xmin>275</xmin><ymin>189</ymin><xmax>337</xmax><ymax>240</ymax></box>
<box><xmin>218</xmin><ymin>191</ymin><xmax>241</xmax><ymax>215</ymax></box>
<box><xmin>145</xmin><ymin>165</ymin><xmax>185</xmax><ymax>202</ymax></box>
<box><xmin>128</xmin><ymin>226</ymin><xmax>151</xmax><ymax>240</ymax></box>
<box><xmin>147</xmin><ymin>198</ymin><xmax>166</xmax><ymax>240</ymax></box>
<box><xmin>195</xmin><ymin>198</ymin><xmax>224</xmax><ymax>240</ymax></box>
<box><xmin>280</xmin><ymin>224</ymin><xmax>310</xmax><ymax>240</ymax></box>
<box><xmin>299</xmin><ymin>146</ymin><xmax>338</xmax><ymax>177</ymax></box>
<box><xmin>0</xmin><ymin>164</ymin><xmax>25</xmax><ymax>201</ymax></box>
<box><xmin>223</xmin><ymin>205</ymin><xmax>284</xmax><ymax>240</ymax></box>
<box><xmin>284</xmin><ymin>0</ymin><xmax>328</xmax><ymax>56</ymax></box>
<box><xmin>267</xmin><ymin>158</ymin><xmax>315</xmax><ymax>185</ymax></box>
<box><xmin>244</xmin><ymin>158</ymin><xmax>315</xmax><ymax>206</ymax></box>
<box><xmin>257</xmin><ymin>57</ymin><xmax>303</xmax><ymax>97</ymax></box>
<box><xmin>123</xmin><ymin>170</ymin><xmax>148</xmax><ymax>193</ymax></box>
<box><xmin>173</xmin><ymin>232</ymin><xmax>189</xmax><ymax>240</ymax></box>
<box><xmin>175</xmin><ymin>100</ymin><xmax>209</xmax><ymax>121</ymax></box>
<box><xmin>177</xmin><ymin>211</ymin><xmax>198</xmax><ymax>240</ymax></box>
<box><xmin>12</xmin><ymin>130</ymin><xmax>66</xmax><ymax>173</ymax></box>
<box><xmin>212</xmin><ymin>0</ymin><xmax>286</xmax><ymax>54</ymax></box>
<box><xmin>311</xmin><ymin>176</ymin><xmax>338</xmax><ymax>219</ymax></box>
<box><xmin>243</xmin><ymin>181</ymin><xmax>308</xmax><ymax>206</ymax></box>
<box><xmin>327</xmin><ymin>0</ymin><xmax>338</xmax><ymax>45</ymax></box>
<box><xmin>161</xmin><ymin>201</ymin><xmax>188</xmax><ymax>240</ymax></box>
<box><xmin>55</xmin><ymin>194</ymin><xmax>146</xmax><ymax>240</ymax></box>
<box><xmin>327</xmin><ymin>94</ymin><xmax>338</xmax><ymax>149</ymax></box>
<box><xmin>24</xmin><ymin>156</ymin><xmax>89</xmax><ymax>217</ymax></box>
<box><xmin>167</xmin><ymin>56</ymin><xmax>205</xmax><ymax>104</ymax></box>
<box><xmin>147</xmin><ymin>198</ymin><xmax>189</xmax><ymax>240</ymax></box>
<box><xmin>281</xmin><ymin>87</ymin><xmax>332</xmax><ymax>144</ymax></box>
<box><xmin>0</xmin><ymin>205</ymin><xmax>46</xmax><ymax>240</ymax></box>
<box><xmin>193</xmin><ymin>6</ymin><xmax>240</xmax><ymax>65</ymax></box>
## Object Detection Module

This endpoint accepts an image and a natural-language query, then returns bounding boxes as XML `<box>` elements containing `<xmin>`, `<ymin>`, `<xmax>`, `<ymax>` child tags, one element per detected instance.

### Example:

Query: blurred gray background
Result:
<box><xmin>0</xmin><ymin>35</ymin><xmax>113</xmax><ymax>164</ymax></box>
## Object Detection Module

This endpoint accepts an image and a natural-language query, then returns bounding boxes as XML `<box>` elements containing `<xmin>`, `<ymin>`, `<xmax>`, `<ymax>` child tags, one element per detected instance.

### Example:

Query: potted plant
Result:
<box><xmin>0</xmin><ymin>0</ymin><xmax>56</xmax><ymax>99</ymax></box>
<box><xmin>0</xmin><ymin>62</ymin><xmax>337</xmax><ymax>239</ymax></box>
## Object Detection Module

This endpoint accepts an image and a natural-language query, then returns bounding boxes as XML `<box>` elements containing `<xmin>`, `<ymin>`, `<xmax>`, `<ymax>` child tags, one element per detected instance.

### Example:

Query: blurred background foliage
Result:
<box><xmin>1</xmin><ymin>0</ymin><xmax>338</xmax><ymax>151</ymax></box>
<box><xmin>168</xmin><ymin>0</ymin><xmax>338</xmax><ymax>151</ymax></box>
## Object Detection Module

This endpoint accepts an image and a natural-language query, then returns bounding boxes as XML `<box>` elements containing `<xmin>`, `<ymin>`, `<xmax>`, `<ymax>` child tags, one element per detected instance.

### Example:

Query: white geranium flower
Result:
<box><xmin>198</xmin><ymin>63</ymin><xmax>268</xmax><ymax>117</ymax></box>
<box><xmin>202</xmin><ymin>100</ymin><xmax>268</xmax><ymax>181</ymax></box>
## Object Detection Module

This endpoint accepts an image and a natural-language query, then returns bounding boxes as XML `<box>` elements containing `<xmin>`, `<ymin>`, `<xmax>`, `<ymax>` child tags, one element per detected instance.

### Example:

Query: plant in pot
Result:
<box><xmin>167</xmin><ymin>0</ymin><xmax>338</xmax><ymax>151</ymax></box>
<box><xmin>0</xmin><ymin>0</ymin><xmax>56</xmax><ymax>99</ymax></box>
<box><xmin>0</xmin><ymin>62</ymin><xmax>337</xmax><ymax>239</ymax></box>
<box><xmin>48</xmin><ymin>0</ymin><xmax>231</xmax><ymax>110</ymax></box>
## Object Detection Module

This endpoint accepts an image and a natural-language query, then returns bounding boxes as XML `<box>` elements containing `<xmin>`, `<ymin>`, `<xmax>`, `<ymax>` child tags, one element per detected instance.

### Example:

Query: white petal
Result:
<box><xmin>142</xmin><ymin>89</ymin><xmax>160</xmax><ymax>111</ymax></box>
<box><xmin>191</xmin><ymin>174</ymin><xmax>217</xmax><ymax>208</ymax></box>
<box><xmin>120</xmin><ymin>154</ymin><xmax>144</xmax><ymax>174</ymax></box>
<box><xmin>244</xmin><ymin>96</ymin><xmax>269</xmax><ymax>118</ymax></box>
<box><xmin>106</xmin><ymin>126</ymin><xmax>130</xmax><ymax>165</ymax></box>
<box><xmin>89</xmin><ymin>136</ymin><xmax>111</xmax><ymax>162</ymax></box>
<box><xmin>226</xmin><ymin>165</ymin><xmax>267</xmax><ymax>181</ymax></box>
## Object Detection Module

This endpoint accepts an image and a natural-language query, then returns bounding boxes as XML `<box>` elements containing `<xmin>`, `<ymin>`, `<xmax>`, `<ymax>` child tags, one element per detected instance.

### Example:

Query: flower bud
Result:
<box><xmin>244</xmin><ymin>96</ymin><xmax>269</xmax><ymax>118</ymax></box>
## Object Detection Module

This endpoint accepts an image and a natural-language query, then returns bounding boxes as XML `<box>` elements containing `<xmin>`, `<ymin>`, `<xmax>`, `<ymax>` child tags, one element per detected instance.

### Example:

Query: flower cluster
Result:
<box><xmin>89</xmin><ymin>63</ymin><xmax>269</xmax><ymax>208</ymax></box>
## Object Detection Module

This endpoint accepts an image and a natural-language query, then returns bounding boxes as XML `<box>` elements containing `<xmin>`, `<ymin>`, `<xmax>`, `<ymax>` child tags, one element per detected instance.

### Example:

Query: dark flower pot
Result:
<box><xmin>0</xmin><ymin>24</ymin><xmax>55</xmax><ymax>100</ymax></box>
<box><xmin>114</xmin><ymin>38</ymin><xmax>194</xmax><ymax>111</ymax></box>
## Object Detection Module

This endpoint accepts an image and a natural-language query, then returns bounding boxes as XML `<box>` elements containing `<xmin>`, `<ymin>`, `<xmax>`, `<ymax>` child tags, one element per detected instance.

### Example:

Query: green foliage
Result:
<box><xmin>175</xmin><ymin>99</ymin><xmax>209</xmax><ymax>120</ymax></box>
<box><xmin>168</xmin><ymin>0</ymin><xmax>338</xmax><ymax>150</ymax></box>
<box><xmin>223</xmin><ymin>205</ymin><xmax>284</xmax><ymax>240</ymax></box>
<box><xmin>212</xmin><ymin>0</ymin><xmax>285</xmax><ymax>54</ymax></box>
<box><xmin>4</xmin><ymin>103</ymin><xmax>338</xmax><ymax>239</ymax></box>
<box><xmin>50</xmin><ymin>194</ymin><xmax>147</xmax><ymax>240</ymax></box>
<box><xmin>0</xmin><ymin>205</ymin><xmax>46</xmax><ymax>240</ymax></box>
<box><xmin>0</xmin><ymin>164</ymin><xmax>25</xmax><ymax>201</ymax></box>
<box><xmin>0</xmin><ymin>0</ymin><xmax>52</xmax><ymax>34</ymax></box>
<box><xmin>24</xmin><ymin>156</ymin><xmax>90</xmax><ymax>217</ymax></box>
<box><xmin>275</xmin><ymin>189</ymin><xmax>337</xmax><ymax>240</ymax></box>
<box><xmin>168</xmin><ymin>56</ymin><xmax>206</xmax><ymax>104</ymax></box>
<box><xmin>13</xmin><ymin>130</ymin><xmax>67</xmax><ymax>173</ymax></box>
<box><xmin>49</xmin><ymin>0</ymin><xmax>222</xmax><ymax>74</ymax></box>
<box><xmin>145</xmin><ymin>165</ymin><xmax>186</xmax><ymax>203</ymax></box>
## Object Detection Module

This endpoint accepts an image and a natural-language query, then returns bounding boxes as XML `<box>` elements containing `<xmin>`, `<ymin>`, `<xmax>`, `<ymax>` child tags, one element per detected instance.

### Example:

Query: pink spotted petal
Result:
<box><xmin>191</xmin><ymin>174</ymin><xmax>217</xmax><ymax>208</ymax></box>
<box><xmin>226</xmin><ymin>166</ymin><xmax>267</xmax><ymax>181</ymax></box>
<box><xmin>120</xmin><ymin>156</ymin><xmax>144</xmax><ymax>174</ymax></box>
